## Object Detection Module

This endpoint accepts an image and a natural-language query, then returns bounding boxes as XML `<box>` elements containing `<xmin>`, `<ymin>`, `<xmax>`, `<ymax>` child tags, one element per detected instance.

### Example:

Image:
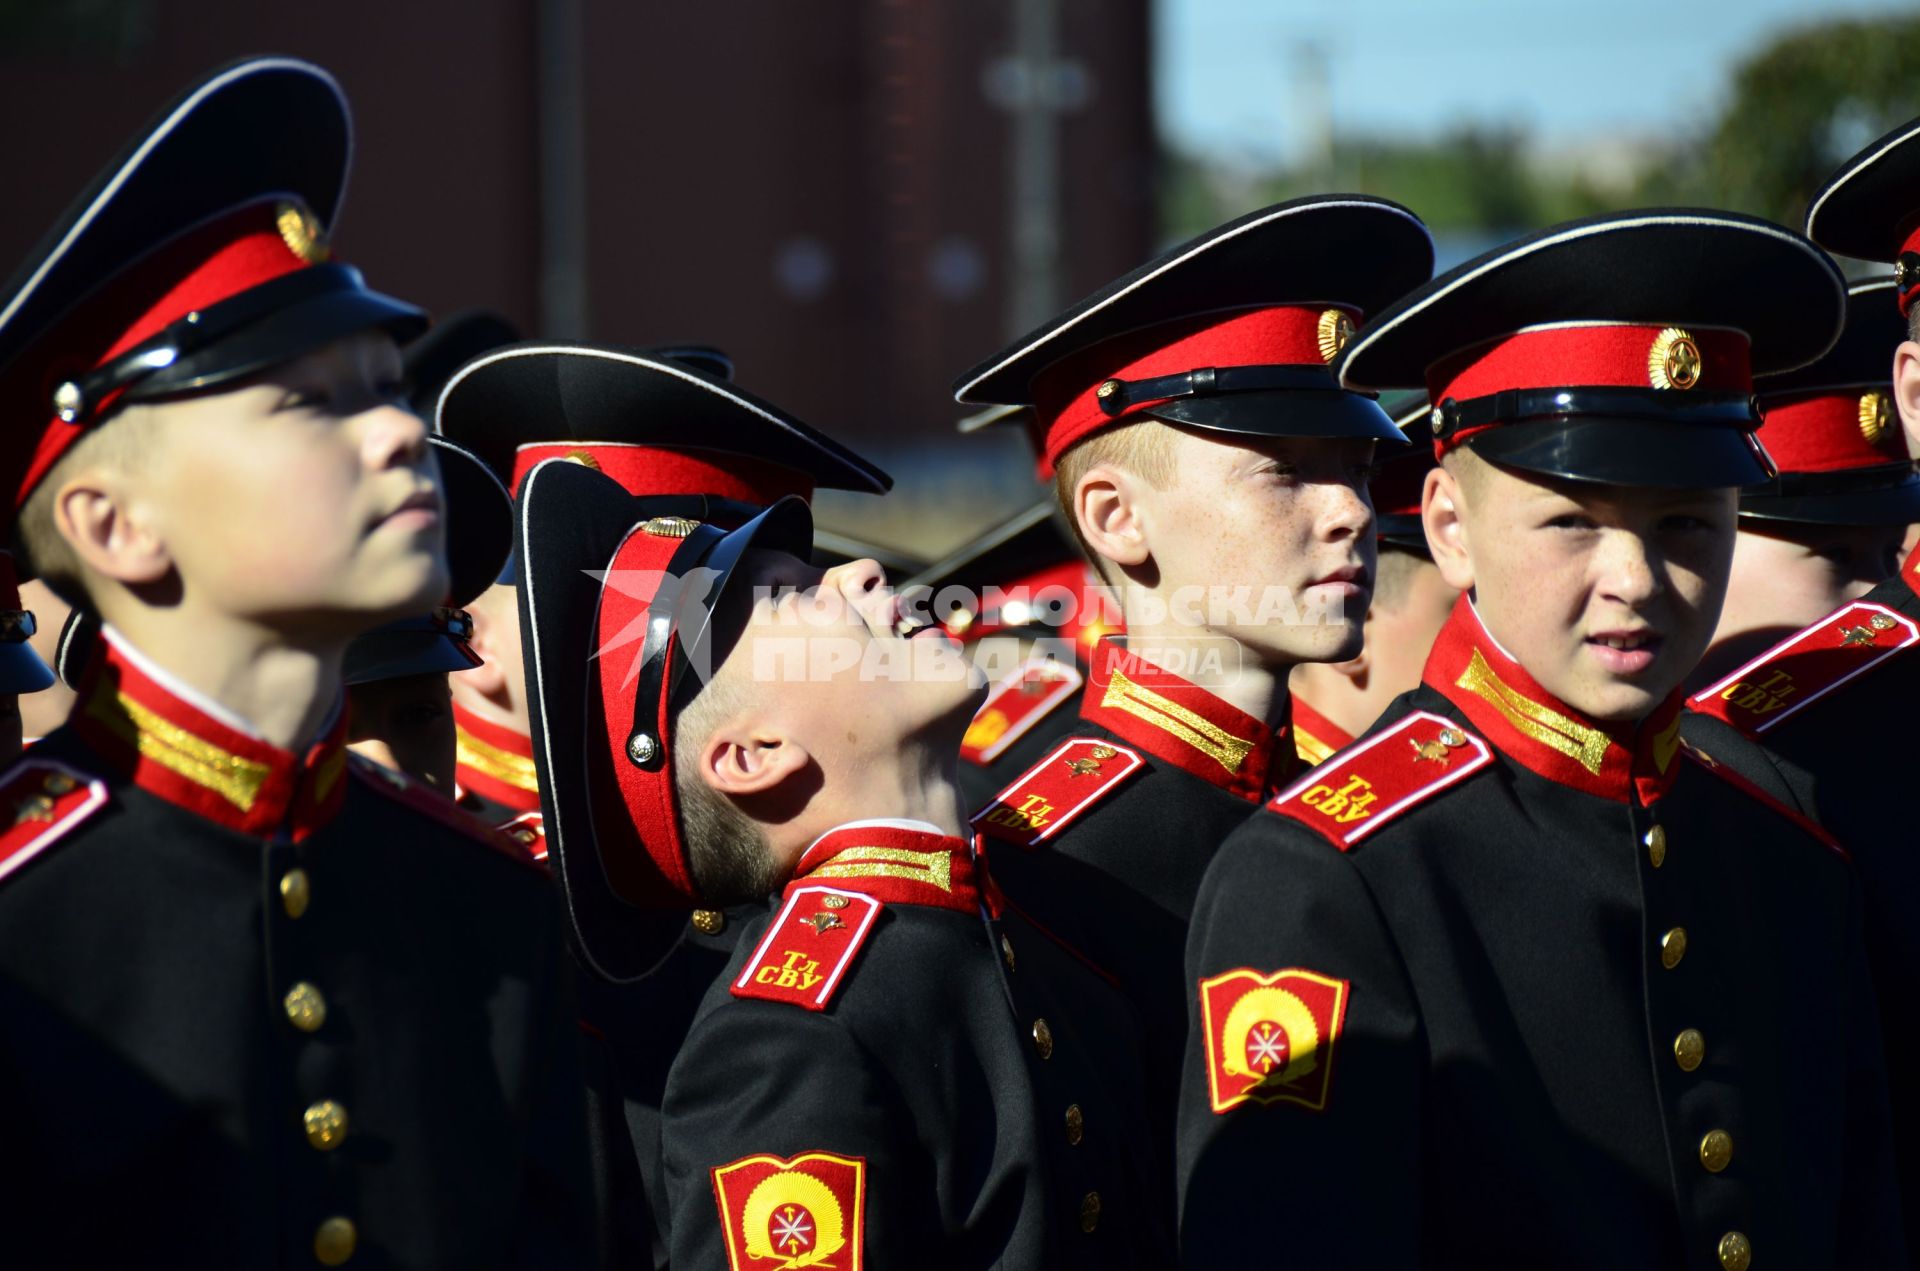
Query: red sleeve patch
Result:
<box><xmin>971</xmin><ymin>736</ymin><xmax>1146</xmax><ymax>848</ymax></box>
<box><xmin>959</xmin><ymin>656</ymin><xmax>1083</xmax><ymax>766</ymax></box>
<box><xmin>1267</xmin><ymin>710</ymin><xmax>1491</xmax><ymax>850</ymax></box>
<box><xmin>1688</xmin><ymin>600</ymin><xmax>1919</xmax><ymax>736</ymax></box>
<box><xmin>1198</xmin><ymin>966</ymin><xmax>1350</xmax><ymax>1114</ymax></box>
<box><xmin>712</xmin><ymin>1150</ymin><xmax>866</xmax><ymax>1271</ymax></box>
<box><xmin>0</xmin><ymin>760</ymin><xmax>107</xmax><ymax>886</ymax></box>
<box><xmin>731</xmin><ymin>885</ymin><xmax>883</xmax><ymax>1011</ymax></box>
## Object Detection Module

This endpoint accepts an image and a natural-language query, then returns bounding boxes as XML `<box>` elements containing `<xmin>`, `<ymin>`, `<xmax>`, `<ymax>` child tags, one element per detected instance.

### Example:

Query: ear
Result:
<box><xmin>698</xmin><ymin>717</ymin><xmax>812</xmax><ymax>800</ymax></box>
<box><xmin>51</xmin><ymin>468</ymin><xmax>170</xmax><ymax>586</ymax></box>
<box><xmin>1422</xmin><ymin>465</ymin><xmax>1475</xmax><ymax>594</ymax></box>
<box><xmin>1894</xmin><ymin>339</ymin><xmax>1920</xmax><ymax>461</ymax></box>
<box><xmin>1073</xmin><ymin>463</ymin><xmax>1151</xmax><ymax>570</ymax></box>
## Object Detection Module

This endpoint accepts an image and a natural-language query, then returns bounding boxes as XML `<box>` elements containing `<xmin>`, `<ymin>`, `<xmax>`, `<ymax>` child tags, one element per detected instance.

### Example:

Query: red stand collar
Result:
<box><xmin>1288</xmin><ymin>695</ymin><xmax>1355</xmax><ymax>769</ymax></box>
<box><xmin>1079</xmin><ymin>639</ymin><xmax>1291</xmax><ymax>802</ymax></box>
<box><xmin>1903</xmin><ymin>537</ymin><xmax>1920</xmax><ymax>597</ymax></box>
<box><xmin>453</xmin><ymin>704</ymin><xmax>541</xmax><ymax>814</ymax></box>
<box><xmin>1422</xmin><ymin>596</ymin><xmax>1685</xmax><ymax>806</ymax></box>
<box><xmin>790</xmin><ymin>820</ymin><xmax>986</xmax><ymax>916</ymax></box>
<box><xmin>69</xmin><ymin>633</ymin><xmax>348</xmax><ymax>840</ymax></box>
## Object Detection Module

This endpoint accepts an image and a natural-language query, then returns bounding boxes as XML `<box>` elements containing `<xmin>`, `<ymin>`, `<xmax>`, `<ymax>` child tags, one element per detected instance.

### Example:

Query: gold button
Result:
<box><xmin>1660</xmin><ymin>927</ymin><xmax>1688</xmax><ymax>970</ymax></box>
<box><xmin>1645</xmin><ymin>825</ymin><xmax>1667</xmax><ymax>869</ymax></box>
<box><xmin>280</xmin><ymin>868</ymin><xmax>311</xmax><ymax>919</ymax></box>
<box><xmin>690</xmin><ymin>909</ymin><xmax>725</xmax><ymax>936</ymax></box>
<box><xmin>1064</xmin><ymin>1103</ymin><xmax>1084</xmax><ymax>1146</ymax></box>
<box><xmin>1032</xmin><ymin>1018</ymin><xmax>1054</xmax><ymax>1060</ymax></box>
<box><xmin>314</xmin><ymin>1216</ymin><xmax>357</xmax><ymax>1266</ymax></box>
<box><xmin>1674</xmin><ymin>1028</ymin><xmax>1705</xmax><ymax>1072</ymax></box>
<box><xmin>284</xmin><ymin>982</ymin><xmax>327</xmax><ymax>1033</ymax></box>
<box><xmin>1000</xmin><ymin>935</ymin><xmax>1016</xmax><ymax>973</ymax></box>
<box><xmin>1699</xmin><ymin>1129</ymin><xmax>1733</xmax><ymax>1173</ymax></box>
<box><xmin>1717</xmin><ymin>1230</ymin><xmax>1751</xmax><ymax>1271</ymax></box>
<box><xmin>304</xmin><ymin>1099</ymin><xmax>349</xmax><ymax>1151</ymax></box>
<box><xmin>1079</xmin><ymin>1190</ymin><xmax>1101</xmax><ymax>1233</ymax></box>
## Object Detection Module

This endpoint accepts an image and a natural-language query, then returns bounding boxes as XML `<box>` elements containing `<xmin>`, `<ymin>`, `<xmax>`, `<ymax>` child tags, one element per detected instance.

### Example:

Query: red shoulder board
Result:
<box><xmin>1267</xmin><ymin>711</ymin><xmax>1492</xmax><ymax>850</ymax></box>
<box><xmin>1688</xmin><ymin>600</ymin><xmax>1919</xmax><ymax>736</ymax></box>
<box><xmin>972</xmin><ymin>736</ymin><xmax>1146</xmax><ymax>848</ymax></box>
<box><xmin>1677</xmin><ymin>738</ymin><xmax>1850</xmax><ymax>863</ymax></box>
<box><xmin>959</xmin><ymin>657</ymin><xmax>1084</xmax><ymax>766</ymax></box>
<box><xmin>349</xmin><ymin>755</ymin><xmax>537</xmax><ymax>868</ymax></box>
<box><xmin>498</xmin><ymin>810</ymin><xmax>548</xmax><ymax>865</ymax></box>
<box><xmin>0</xmin><ymin>760</ymin><xmax>108</xmax><ymax>886</ymax></box>
<box><xmin>731</xmin><ymin>884</ymin><xmax>883</xmax><ymax>1011</ymax></box>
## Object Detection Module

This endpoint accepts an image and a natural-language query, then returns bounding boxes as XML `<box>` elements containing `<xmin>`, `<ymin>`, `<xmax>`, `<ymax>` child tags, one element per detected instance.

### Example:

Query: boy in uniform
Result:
<box><xmin>514</xmin><ymin>456</ymin><xmax>1167</xmax><ymax>1267</ymax></box>
<box><xmin>1687</xmin><ymin>120</ymin><xmax>1920</xmax><ymax>1246</ymax></box>
<box><xmin>953</xmin><ymin>196</ymin><xmax>1433</xmax><ymax>1166</ymax></box>
<box><xmin>0</xmin><ymin>60</ymin><xmax>592</xmax><ymax>1266</ymax></box>
<box><xmin>1181</xmin><ymin>209</ymin><xmax>1904</xmax><ymax>1268</ymax></box>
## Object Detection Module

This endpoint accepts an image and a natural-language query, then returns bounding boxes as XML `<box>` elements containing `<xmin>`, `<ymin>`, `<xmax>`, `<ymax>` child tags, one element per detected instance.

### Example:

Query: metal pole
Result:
<box><xmin>1005</xmin><ymin>0</ymin><xmax>1063</xmax><ymax>337</ymax></box>
<box><xmin>536</xmin><ymin>0</ymin><xmax>589</xmax><ymax>338</ymax></box>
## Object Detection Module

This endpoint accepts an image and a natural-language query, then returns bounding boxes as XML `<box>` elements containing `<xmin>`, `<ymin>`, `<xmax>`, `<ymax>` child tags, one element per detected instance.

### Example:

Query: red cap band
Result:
<box><xmin>1754</xmin><ymin>391</ymin><xmax>1909</xmax><ymax>473</ymax></box>
<box><xmin>1427</xmin><ymin>324</ymin><xmax>1753</xmax><ymax>457</ymax></box>
<box><xmin>1030</xmin><ymin>304</ymin><xmax>1356</xmax><ymax>476</ymax></box>
<box><xmin>510</xmin><ymin>442</ymin><xmax>815</xmax><ymax>506</ymax></box>
<box><xmin>590</xmin><ymin>523</ymin><xmax>700</xmax><ymax>907</ymax></box>
<box><xmin>15</xmin><ymin>198</ymin><xmax>320</xmax><ymax>508</ymax></box>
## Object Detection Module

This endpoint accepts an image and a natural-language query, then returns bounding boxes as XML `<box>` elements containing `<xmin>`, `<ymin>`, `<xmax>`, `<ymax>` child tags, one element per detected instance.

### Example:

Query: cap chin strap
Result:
<box><xmin>1428</xmin><ymin>387</ymin><xmax>1760</xmax><ymax>441</ymax></box>
<box><xmin>1093</xmin><ymin>363</ymin><xmax>1347</xmax><ymax>417</ymax></box>
<box><xmin>624</xmin><ymin>523</ymin><xmax>727</xmax><ymax>772</ymax></box>
<box><xmin>52</xmin><ymin>263</ymin><xmax>386</xmax><ymax>424</ymax></box>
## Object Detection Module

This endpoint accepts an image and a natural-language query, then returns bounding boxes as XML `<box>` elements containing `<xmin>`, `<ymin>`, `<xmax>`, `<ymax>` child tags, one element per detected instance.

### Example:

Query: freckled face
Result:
<box><xmin>1452</xmin><ymin>462</ymin><xmax>1737</xmax><ymax>723</ymax></box>
<box><xmin>1140</xmin><ymin>430</ymin><xmax>1378</xmax><ymax>665</ymax></box>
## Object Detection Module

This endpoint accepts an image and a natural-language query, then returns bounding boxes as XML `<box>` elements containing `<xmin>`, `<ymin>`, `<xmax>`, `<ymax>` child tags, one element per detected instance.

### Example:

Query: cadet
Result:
<box><xmin>1182</xmin><ymin>210</ymin><xmax>1905</xmax><ymax>1268</ymax></box>
<box><xmin>514</xmin><ymin>455</ymin><xmax>1167</xmax><ymax>1267</ymax></box>
<box><xmin>0</xmin><ymin>60</ymin><xmax>593</xmax><ymax>1266</ymax></box>
<box><xmin>1688</xmin><ymin>119</ymin><xmax>1920</xmax><ymax>1247</ymax></box>
<box><xmin>952</xmin><ymin>196</ymin><xmax>1434</xmax><ymax>1172</ymax></box>
<box><xmin>1289</xmin><ymin>399</ymin><xmax>1457</xmax><ymax>764</ymax></box>
<box><xmin>1689</xmin><ymin>277</ymin><xmax>1917</xmax><ymax>690</ymax></box>
<box><xmin>439</xmin><ymin>339</ymin><xmax>896</xmax><ymax>1267</ymax></box>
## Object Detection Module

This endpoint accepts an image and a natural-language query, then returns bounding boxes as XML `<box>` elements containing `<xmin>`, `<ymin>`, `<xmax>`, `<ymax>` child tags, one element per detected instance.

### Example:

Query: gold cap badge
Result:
<box><xmin>1316</xmin><ymin>309</ymin><xmax>1356</xmax><ymax>364</ymax></box>
<box><xmin>563</xmin><ymin>449</ymin><xmax>603</xmax><ymax>470</ymax></box>
<box><xmin>1647</xmin><ymin>328</ymin><xmax>1701</xmax><ymax>390</ymax></box>
<box><xmin>275</xmin><ymin>200</ymin><xmax>331</xmax><ymax>265</ymax></box>
<box><xmin>1859</xmin><ymin>391</ymin><xmax>1894</xmax><ymax>445</ymax></box>
<box><xmin>642</xmin><ymin>516</ymin><xmax>700</xmax><ymax>538</ymax></box>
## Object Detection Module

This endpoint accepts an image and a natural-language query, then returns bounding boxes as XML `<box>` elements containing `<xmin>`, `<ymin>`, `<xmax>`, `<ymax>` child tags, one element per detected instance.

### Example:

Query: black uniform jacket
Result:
<box><xmin>0</xmin><ymin>635</ymin><xmax>594</xmax><ymax>1270</ymax></box>
<box><xmin>1181</xmin><ymin>598</ymin><xmax>1904</xmax><ymax>1270</ymax></box>
<box><xmin>661</xmin><ymin>820</ymin><xmax>1169</xmax><ymax>1270</ymax></box>
<box><xmin>970</xmin><ymin>639</ymin><xmax>1297</xmax><ymax>1169</ymax></box>
<box><xmin>1686</xmin><ymin>542</ymin><xmax>1920</xmax><ymax>1250</ymax></box>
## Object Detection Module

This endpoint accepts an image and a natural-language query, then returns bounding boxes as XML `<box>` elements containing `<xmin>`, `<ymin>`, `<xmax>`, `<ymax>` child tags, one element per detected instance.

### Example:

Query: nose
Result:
<box><xmin>1594</xmin><ymin>529</ymin><xmax>1662</xmax><ymax>607</ymax></box>
<box><xmin>362</xmin><ymin>401</ymin><xmax>431</xmax><ymax>472</ymax></box>
<box><xmin>1316</xmin><ymin>478</ymin><xmax>1374</xmax><ymax>543</ymax></box>
<box><xmin>820</xmin><ymin>557</ymin><xmax>891</xmax><ymax>626</ymax></box>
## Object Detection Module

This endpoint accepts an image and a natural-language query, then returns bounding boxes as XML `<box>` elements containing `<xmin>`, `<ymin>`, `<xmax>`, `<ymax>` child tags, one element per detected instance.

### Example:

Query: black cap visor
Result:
<box><xmin>0</xmin><ymin>639</ymin><xmax>54</xmax><ymax>695</ymax></box>
<box><xmin>344</xmin><ymin>624</ymin><xmax>481</xmax><ymax>686</ymax></box>
<box><xmin>1739</xmin><ymin>464</ymin><xmax>1920</xmax><ymax>526</ymax></box>
<box><xmin>1145</xmin><ymin>383</ymin><xmax>1411</xmax><ymax>446</ymax></box>
<box><xmin>1464</xmin><ymin>415</ymin><xmax>1771</xmax><ymax>489</ymax></box>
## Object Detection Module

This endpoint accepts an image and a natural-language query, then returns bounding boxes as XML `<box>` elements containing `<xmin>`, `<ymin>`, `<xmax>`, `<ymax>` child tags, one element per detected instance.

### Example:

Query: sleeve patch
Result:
<box><xmin>0</xmin><ymin>760</ymin><xmax>107</xmax><ymax>886</ymax></box>
<box><xmin>731</xmin><ymin>886</ymin><xmax>882</xmax><ymax>1011</ymax></box>
<box><xmin>959</xmin><ymin>656</ymin><xmax>1083</xmax><ymax>765</ymax></box>
<box><xmin>1198</xmin><ymin>967</ymin><xmax>1350</xmax><ymax>1114</ymax></box>
<box><xmin>972</xmin><ymin>736</ymin><xmax>1146</xmax><ymax>848</ymax></box>
<box><xmin>1267</xmin><ymin>710</ymin><xmax>1491</xmax><ymax>849</ymax></box>
<box><xmin>711</xmin><ymin>1150</ymin><xmax>867</xmax><ymax>1271</ymax></box>
<box><xmin>1688</xmin><ymin>600</ymin><xmax>1919</xmax><ymax>736</ymax></box>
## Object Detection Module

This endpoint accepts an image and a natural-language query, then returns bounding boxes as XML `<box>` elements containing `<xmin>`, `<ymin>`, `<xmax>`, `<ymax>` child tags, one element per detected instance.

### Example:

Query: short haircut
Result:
<box><xmin>1910</xmin><ymin>303</ymin><xmax>1920</xmax><ymax>346</ymax></box>
<box><xmin>1372</xmin><ymin>544</ymin><xmax>1431</xmax><ymax>612</ymax></box>
<box><xmin>671</xmin><ymin>673</ymin><xmax>779</xmax><ymax>904</ymax></box>
<box><xmin>1051</xmin><ymin>419</ymin><xmax>1181</xmax><ymax>576</ymax></box>
<box><xmin>16</xmin><ymin>409</ymin><xmax>160</xmax><ymax>607</ymax></box>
